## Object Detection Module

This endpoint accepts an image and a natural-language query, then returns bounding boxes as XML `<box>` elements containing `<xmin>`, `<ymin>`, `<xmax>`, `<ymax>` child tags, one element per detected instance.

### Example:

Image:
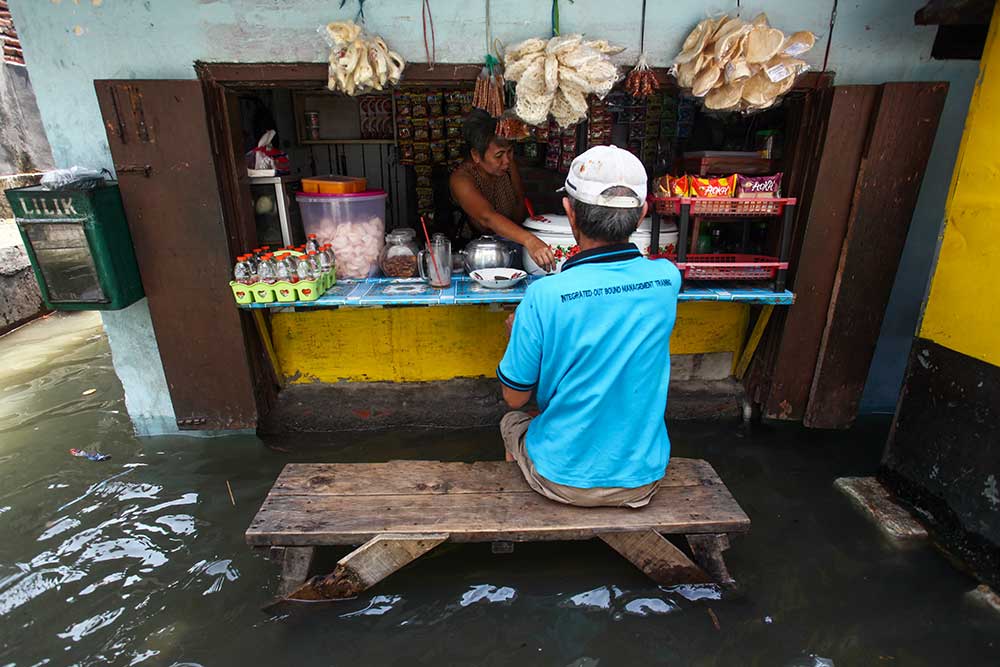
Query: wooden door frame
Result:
<box><xmin>95</xmin><ymin>79</ymin><xmax>261</xmax><ymax>430</ymax></box>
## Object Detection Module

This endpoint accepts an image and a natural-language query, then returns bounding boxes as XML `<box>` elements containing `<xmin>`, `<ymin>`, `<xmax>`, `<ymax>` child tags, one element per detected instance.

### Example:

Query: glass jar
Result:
<box><xmin>379</xmin><ymin>228</ymin><xmax>420</xmax><ymax>278</ymax></box>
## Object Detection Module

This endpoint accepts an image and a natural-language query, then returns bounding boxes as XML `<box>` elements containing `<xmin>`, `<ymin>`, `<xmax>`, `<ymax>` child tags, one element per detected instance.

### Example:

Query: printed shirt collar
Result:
<box><xmin>561</xmin><ymin>243</ymin><xmax>643</xmax><ymax>271</ymax></box>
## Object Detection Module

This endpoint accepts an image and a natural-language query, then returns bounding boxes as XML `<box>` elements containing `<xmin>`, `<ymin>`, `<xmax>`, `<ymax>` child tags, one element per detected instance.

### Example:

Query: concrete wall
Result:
<box><xmin>0</xmin><ymin>60</ymin><xmax>53</xmax><ymax>178</ymax></box>
<box><xmin>0</xmin><ymin>243</ymin><xmax>43</xmax><ymax>333</ymax></box>
<box><xmin>0</xmin><ymin>58</ymin><xmax>49</xmax><ymax>330</ymax></box>
<box><xmin>6</xmin><ymin>0</ymin><xmax>980</xmax><ymax>433</ymax></box>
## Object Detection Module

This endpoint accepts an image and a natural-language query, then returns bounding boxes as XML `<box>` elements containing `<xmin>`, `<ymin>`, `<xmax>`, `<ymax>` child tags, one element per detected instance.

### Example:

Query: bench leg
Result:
<box><xmin>686</xmin><ymin>534</ymin><xmax>736</xmax><ymax>587</ymax></box>
<box><xmin>600</xmin><ymin>531</ymin><xmax>712</xmax><ymax>585</ymax></box>
<box><xmin>277</xmin><ymin>546</ymin><xmax>316</xmax><ymax>597</ymax></box>
<box><xmin>286</xmin><ymin>533</ymin><xmax>449</xmax><ymax>601</ymax></box>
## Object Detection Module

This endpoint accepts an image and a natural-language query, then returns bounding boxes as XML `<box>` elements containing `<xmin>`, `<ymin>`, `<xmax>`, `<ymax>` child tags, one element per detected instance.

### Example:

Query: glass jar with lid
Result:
<box><xmin>378</xmin><ymin>228</ymin><xmax>420</xmax><ymax>278</ymax></box>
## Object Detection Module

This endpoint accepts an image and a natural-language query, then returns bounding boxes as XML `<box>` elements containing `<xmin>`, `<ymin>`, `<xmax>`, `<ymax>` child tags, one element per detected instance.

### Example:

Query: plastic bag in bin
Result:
<box><xmin>40</xmin><ymin>167</ymin><xmax>111</xmax><ymax>189</ymax></box>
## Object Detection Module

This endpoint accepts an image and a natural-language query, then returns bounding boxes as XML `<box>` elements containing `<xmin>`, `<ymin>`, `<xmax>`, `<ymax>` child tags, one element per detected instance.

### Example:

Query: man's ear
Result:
<box><xmin>562</xmin><ymin>196</ymin><xmax>574</xmax><ymax>222</ymax></box>
<box><xmin>563</xmin><ymin>197</ymin><xmax>580</xmax><ymax>241</ymax></box>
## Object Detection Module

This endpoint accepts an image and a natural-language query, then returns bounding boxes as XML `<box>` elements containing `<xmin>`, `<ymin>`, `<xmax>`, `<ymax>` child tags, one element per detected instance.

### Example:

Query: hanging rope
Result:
<box><xmin>820</xmin><ymin>0</ymin><xmax>838</xmax><ymax>75</ymax></box>
<box><xmin>492</xmin><ymin>37</ymin><xmax>505</xmax><ymax>63</ymax></box>
<box><xmin>639</xmin><ymin>0</ymin><xmax>647</xmax><ymax>54</ymax></box>
<box><xmin>550</xmin><ymin>0</ymin><xmax>574</xmax><ymax>37</ymax></box>
<box><xmin>625</xmin><ymin>0</ymin><xmax>657</xmax><ymax>97</ymax></box>
<box><xmin>422</xmin><ymin>0</ymin><xmax>436</xmax><ymax>69</ymax></box>
<box><xmin>485</xmin><ymin>0</ymin><xmax>493</xmax><ymax>55</ymax></box>
<box><xmin>340</xmin><ymin>0</ymin><xmax>366</xmax><ymax>23</ymax></box>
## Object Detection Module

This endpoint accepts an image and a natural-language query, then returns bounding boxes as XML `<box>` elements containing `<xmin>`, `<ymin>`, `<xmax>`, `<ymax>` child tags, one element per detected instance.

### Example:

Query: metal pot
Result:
<box><xmin>460</xmin><ymin>235</ymin><xmax>515</xmax><ymax>273</ymax></box>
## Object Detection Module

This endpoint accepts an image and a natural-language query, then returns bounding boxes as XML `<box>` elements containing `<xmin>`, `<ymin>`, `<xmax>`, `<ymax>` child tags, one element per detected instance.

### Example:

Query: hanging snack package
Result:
<box><xmin>473</xmin><ymin>56</ymin><xmax>505</xmax><ymax>118</ymax></box>
<box><xmin>413</xmin><ymin>142</ymin><xmax>431</xmax><ymax>164</ymax></box>
<box><xmin>414</xmin><ymin>165</ymin><xmax>433</xmax><ymax>188</ymax></box>
<box><xmin>428</xmin><ymin>117</ymin><xmax>445</xmax><ymax>141</ymax></box>
<box><xmin>412</xmin><ymin>120</ymin><xmax>430</xmax><ymax>143</ymax></box>
<box><xmin>736</xmin><ymin>173</ymin><xmax>783</xmax><ymax>198</ymax></box>
<box><xmin>690</xmin><ymin>175</ymin><xmax>737</xmax><ymax>198</ymax></box>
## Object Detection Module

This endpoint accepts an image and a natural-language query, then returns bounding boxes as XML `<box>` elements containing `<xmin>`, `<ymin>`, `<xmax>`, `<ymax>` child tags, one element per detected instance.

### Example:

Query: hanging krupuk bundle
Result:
<box><xmin>505</xmin><ymin>35</ymin><xmax>623</xmax><ymax>128</ymax></box>
<box><xmin>323</xmin><ymin>20</ymin><xmax>405</xmax><ymax>95</ymax></box>
<box><xmin>670</xmin><ymin>13</ymin><xmax>815</xmax><ymax>112</ymax></box>
<box><xmin>504</xmin><ymin>0</ymin><xmax>624</xmax><ymax>129</ymax></box>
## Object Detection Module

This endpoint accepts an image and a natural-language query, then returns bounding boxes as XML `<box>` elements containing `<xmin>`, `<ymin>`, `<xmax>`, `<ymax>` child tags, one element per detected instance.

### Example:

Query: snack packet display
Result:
<box><xmin>689</xmin><ymin>174</ymin><xmax>737</xmax><ymax>198</ymax></box>
<box><xmin>670</xmin><ymin>175</ymin><xmax>691</xmax><ymax>197</ymax></box>
<box><xmin>736</xmin><ymin>173</ymin><xmax>782</xmax><ymax>198</ymax></box>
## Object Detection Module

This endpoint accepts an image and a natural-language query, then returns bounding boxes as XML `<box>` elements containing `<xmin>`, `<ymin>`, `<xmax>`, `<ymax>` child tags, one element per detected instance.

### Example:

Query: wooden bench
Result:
<box><xmin>246</xmin><ymin>458</ymin><xmax>750</xmax><ymax>600</ymax></box>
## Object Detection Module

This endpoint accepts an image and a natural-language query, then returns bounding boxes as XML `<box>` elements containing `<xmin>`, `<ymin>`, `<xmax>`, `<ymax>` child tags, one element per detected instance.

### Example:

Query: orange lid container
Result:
<box><xmin>301</xmin><ymin>175</ymin><xmax>367</xmax><ymax>194</ymax></box>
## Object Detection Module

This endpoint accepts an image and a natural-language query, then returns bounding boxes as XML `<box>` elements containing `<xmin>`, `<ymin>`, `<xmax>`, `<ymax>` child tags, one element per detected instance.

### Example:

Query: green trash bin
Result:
<box><xmin>4</xmin><ymin>182</ymin><xmax>144</xmax><ymax>311</ymax></box>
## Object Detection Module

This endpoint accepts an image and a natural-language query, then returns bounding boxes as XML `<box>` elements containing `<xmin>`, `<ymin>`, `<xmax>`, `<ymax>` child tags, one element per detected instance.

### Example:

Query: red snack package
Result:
<box><xmin>670</xmin><ymin>175</ymin><xmax>690</xmax><ymax>197</ymax></box>
<box><xmin>736</xmin><ymin>172</ymin><xmax>783</xmax><ymax>198</ymax></box>
<box><xmin>690</xmin><ymin>174</ymin><xmax>737</xmax><ymax>198</ymax></box>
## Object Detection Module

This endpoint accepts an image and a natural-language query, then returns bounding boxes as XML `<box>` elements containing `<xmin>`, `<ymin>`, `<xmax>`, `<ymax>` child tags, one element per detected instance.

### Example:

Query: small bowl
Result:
<box><xmin>470</xmin><ymin>268</ymin><xmax>527</xmax><ymax>289</ymax></box>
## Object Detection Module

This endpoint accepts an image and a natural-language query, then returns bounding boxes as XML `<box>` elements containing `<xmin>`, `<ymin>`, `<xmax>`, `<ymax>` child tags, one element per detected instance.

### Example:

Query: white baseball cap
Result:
<box><xmin>561</xmin><ymin>145</ymin><xmax>648</xmax><ymax>208</ymax></box>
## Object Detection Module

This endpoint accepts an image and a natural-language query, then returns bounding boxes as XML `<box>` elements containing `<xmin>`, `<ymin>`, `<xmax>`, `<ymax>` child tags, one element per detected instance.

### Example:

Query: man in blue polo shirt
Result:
<box><xmin>497</xmin><ymin>145</ymin><xmax>681</xmax><ymax>508</ymax></box>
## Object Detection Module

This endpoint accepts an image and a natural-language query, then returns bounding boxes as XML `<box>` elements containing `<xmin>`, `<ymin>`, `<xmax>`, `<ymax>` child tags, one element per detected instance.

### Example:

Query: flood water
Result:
<box><xmin>1</xmin><ymin>312</ymin><xmax>998</xmax><ymax>666</ymax></box>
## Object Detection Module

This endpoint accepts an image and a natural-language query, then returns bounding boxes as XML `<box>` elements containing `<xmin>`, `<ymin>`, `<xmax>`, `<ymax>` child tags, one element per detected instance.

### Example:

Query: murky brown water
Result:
<box><xmin>1</xmin><ymin>312</ymin><xmax>998</xmax><ymax>666</ymax></box>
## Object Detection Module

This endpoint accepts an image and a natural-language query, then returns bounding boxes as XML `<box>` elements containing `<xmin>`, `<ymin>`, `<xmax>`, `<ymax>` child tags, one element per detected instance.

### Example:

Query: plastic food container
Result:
<box><xmin>297</xmin><ymin>190</ymin><xmax>387</xmax><ymax>279</ymax></box>
<box><xmin>301</xmin><ymin>175</ymin><xmax>367</xmax><ymax>194</ymax></box>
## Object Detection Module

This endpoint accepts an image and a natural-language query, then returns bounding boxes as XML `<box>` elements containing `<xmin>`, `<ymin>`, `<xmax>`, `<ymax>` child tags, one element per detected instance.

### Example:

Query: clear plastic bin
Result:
<box><xmin>297</xmin><ymin>190</ymin><xmax>386</xmax><ymax>279</ymax></box>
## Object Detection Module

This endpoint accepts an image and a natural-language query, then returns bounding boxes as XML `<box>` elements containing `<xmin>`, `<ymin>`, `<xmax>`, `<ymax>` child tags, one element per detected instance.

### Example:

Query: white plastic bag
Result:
<box><xmin>40</xmin><ymin>166</ymin><xmax>108</xmax><ymax>189</ymax></box>
<box><xmin>254</xmin><ymin>130</ymin><xmax>277</xmax><ymax>171</ymax></box>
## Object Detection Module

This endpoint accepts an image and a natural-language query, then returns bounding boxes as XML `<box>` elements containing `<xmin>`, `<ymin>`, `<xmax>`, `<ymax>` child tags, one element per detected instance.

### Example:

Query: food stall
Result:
<box><xmin>213</xmin><ymin>14</ymin><xmax>816</xmax><ymax>425</ymax></box>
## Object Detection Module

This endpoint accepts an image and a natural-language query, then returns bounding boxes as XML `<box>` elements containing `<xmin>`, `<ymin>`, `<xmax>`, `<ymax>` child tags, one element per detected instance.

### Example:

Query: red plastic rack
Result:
<box><xmin>646</xmin><ymin>196</ymin><xmax>797</xmax><ymax>292</ymax></box>
<box><xmin>650</xmin><ymin>196</ymin><xmax>795</xmax><ymax>217</ymax></box>
<box><xmin>651</xmin><ymin>253</ymin><xmax>789</xmax><ymax>281</ymax></box>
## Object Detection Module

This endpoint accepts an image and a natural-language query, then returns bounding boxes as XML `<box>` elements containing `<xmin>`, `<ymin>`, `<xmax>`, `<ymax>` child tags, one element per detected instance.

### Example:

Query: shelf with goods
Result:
<box><xmin>647</xmin><ymin>196</ymin><xmax>796</xmax><ymax>292</ymax></box>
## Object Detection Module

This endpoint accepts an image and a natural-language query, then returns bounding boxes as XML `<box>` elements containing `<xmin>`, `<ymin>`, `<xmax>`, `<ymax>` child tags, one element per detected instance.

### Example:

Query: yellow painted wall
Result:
<box><xmin>272</xmin><ymin>302</ymin><xmax>748</xmax><ymax>383</ymax></box>
<box><xmin>919</xmin><ymin>3</ymin><xmax>1000</xmax><ymax>368</ymax></box>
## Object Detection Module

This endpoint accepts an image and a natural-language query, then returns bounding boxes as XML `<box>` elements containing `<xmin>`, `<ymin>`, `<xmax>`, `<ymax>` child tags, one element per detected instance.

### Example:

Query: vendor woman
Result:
<box><xmin>450</xmin><ymin>109</ymin><xmax>557</xmax><ymax>272</ymax></box>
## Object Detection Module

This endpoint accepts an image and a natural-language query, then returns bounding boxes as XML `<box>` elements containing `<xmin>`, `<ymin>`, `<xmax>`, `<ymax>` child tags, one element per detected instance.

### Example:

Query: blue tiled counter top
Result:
<box><xmin>237</xmin><ymin>275</ymin><xmax>794</xmax><ymax>309</ymax></box>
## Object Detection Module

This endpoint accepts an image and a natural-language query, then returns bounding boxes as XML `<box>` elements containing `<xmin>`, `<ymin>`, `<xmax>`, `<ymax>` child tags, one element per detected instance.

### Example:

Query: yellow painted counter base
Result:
<box><xmin>271</xmin><ymin>303</ymin><xmax>749</xmax><ymax>384</ymax></box>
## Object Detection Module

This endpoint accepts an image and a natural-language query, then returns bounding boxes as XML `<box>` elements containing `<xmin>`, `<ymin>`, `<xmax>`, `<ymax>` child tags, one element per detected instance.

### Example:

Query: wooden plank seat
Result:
<box><xmin>247</xmin><ymin>458</ymin><xmax>750</xmax><ymax>601</ymax></box>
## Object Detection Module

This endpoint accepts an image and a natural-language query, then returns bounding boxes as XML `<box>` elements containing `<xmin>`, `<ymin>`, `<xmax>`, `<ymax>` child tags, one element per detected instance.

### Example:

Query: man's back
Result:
<box><xmin>498</xmin><ymin>244</ymin><xmax>682</xmax><ymax>489</ymax></box>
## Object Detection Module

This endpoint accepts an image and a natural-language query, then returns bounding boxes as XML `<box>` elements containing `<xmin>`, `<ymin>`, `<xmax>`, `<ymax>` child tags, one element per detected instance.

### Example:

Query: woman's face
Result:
<box><xmin>473</xmin><ymin>140</ymin><xmax>512</xmax><ymax>177</ymax></box>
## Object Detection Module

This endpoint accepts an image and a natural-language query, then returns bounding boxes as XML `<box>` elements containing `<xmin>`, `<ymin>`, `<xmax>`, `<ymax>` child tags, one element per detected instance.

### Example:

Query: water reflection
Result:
<box><xmin>186</xmin><ymin>559</ymin><xmax>240</xmax><ymax>596</ymax></box>
<box><xmin>622</xmin><ymin>597</ymin><xmax>678</xmax><ymax>616</ymax></box>
<box><xmin>340</xmin><ymin>594</ymin><xmax>403</xmax><ymax>618</ymax></box>
<box><xmin>565</xmin><ymin>585</ymin><xmax>620</xmax><ymax>610</ymax></box>
<box><xmin>459</xmin><ymin>584</ymin><xmax>516</xmax><ymax>607</ymax></box>
<box><xmin>57</xmin><ymin>606</ymin><xmax>125</xmax><ymax>642</ymax></box>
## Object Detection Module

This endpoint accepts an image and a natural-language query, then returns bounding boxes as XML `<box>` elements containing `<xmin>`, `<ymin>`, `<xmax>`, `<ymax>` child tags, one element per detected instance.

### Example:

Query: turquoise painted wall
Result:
<box><xmin>6</xmin><ymin>0</ymin><xmax>981</xmax><ymax>432</ymax></box>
